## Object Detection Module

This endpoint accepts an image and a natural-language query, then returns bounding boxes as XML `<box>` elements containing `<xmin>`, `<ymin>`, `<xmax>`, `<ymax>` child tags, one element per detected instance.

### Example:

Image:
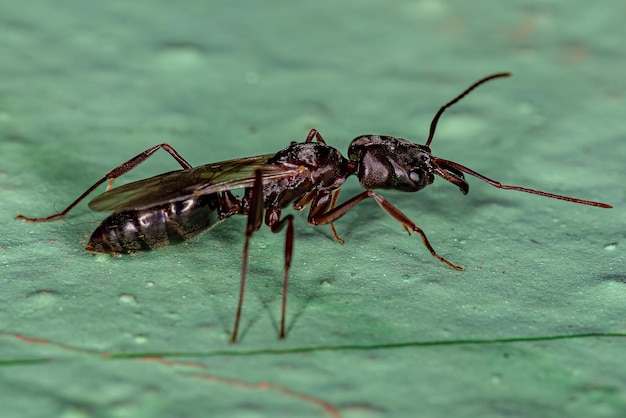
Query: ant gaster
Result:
<box><xmin>17</xmin><ymin>72</ymin><xmax>612</xmax><ymax>343</ymax></box>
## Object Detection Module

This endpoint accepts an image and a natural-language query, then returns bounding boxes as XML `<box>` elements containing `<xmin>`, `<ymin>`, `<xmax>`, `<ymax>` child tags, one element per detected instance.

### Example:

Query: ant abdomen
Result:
<box><xmin>87</xmin><ymin>195</ymin><xmax>222</xmax><ymax>254</ymax></box>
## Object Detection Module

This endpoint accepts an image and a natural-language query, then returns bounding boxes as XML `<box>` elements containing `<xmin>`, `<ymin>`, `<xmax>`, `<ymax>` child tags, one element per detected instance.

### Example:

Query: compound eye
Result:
<box><xmin>409</xmin><ymin>171</ymin><xmax>421</xmax><ymax>184</ymax></box>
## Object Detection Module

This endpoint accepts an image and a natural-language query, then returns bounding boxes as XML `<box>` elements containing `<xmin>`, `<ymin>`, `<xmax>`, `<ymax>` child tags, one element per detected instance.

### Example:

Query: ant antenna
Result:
<box><xmin>433</xmin><ymin>157</ymin><xmax>613</xmax><ymax>208</ymax></box>
<box><xmin>425</xmin><ymin>72</ymin><xmax>511</xmax><ymax>147</ymax></box>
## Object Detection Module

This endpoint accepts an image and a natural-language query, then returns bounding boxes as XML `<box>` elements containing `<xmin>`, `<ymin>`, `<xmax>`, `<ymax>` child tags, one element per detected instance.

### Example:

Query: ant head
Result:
<box><xmin>347</xmin><ymin>135</ymin><xmax>436</xmax><ymax>192</ymax></box>
<box><xmin>348</xmin><ymin>135</ymin><xmax>470</xmax><ymax>194</ymax></box>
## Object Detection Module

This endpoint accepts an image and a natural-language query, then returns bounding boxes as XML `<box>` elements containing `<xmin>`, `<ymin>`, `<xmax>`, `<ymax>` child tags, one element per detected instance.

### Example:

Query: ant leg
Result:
<box><xmin>268</xmin><ymin>213</ymin><xmax>295</xmax><ymax>339</ymax></box>
<box><xmin>304</xmin><ymin>128</ymin><xmax>327</xmax><ymax>144</ymax></box>
<box><xmin>327</xmin><ymin>189</ymin><xmax>343</xmax><ymax>243</ymax></box>
<box><xmin>308</xmin><ymin>190</ymin><xmax>373</xmax><ymax>226</ymax></box>
<box><xmin>310</xmin><ymin>190</ymin><xmax>463</xmax><ymax>270</ymax></box>
<box><xmin>231</xmin><ymin>171</ymin><xmax>296</xmax><ymax>341</ymax></box>
<box><xmin>16</xmin><ymin>143</ymin><xmax>193</xmax><ymax>222</ymax></box>
<box><xmin>231</xmin><ymin>170</ymin><xmax>265</xmax><ymax>344</ymax></box>
<box><xmin>306</xmin><ymin>190</ymin><xmax>345</xmax><ymax>244</ymax></box>
<box><xmin>369</xmin><ymin>192</ymin><xmax>463</xmax><ymax>270</ymax></box>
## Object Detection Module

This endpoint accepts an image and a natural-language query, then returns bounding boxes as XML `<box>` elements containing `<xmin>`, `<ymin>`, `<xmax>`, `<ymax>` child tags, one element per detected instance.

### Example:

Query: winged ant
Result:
<box><xmin>17</xmin><ymin>72</ymin><xmax>612</xmax><ymax>342</ymax></box>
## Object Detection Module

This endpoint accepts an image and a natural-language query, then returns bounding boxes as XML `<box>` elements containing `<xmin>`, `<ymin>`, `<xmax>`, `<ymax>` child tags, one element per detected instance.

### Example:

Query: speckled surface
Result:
<box><xmin>1</xmin><ymin>1</ymin><xmax>624</xmax><ymax>417</ymax></box>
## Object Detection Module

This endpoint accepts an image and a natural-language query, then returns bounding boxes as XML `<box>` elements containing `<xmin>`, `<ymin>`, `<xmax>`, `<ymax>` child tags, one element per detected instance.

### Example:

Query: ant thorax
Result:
<box><xmin>268</xmin><ymin>142</ymin><xmax>354</xmax><ymax>193</ymax></box>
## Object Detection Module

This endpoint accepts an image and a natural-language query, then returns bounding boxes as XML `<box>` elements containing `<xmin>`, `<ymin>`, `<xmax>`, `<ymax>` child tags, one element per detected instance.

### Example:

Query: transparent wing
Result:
<box><xmin>88</xmin><ymin>154</ymin><xmax>303</xmax><ymax>211</ymax></box>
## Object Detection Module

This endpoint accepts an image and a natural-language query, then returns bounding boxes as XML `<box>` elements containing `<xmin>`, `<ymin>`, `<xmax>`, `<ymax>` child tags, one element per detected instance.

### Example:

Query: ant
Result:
<box><xmin>17</xmin><ymin>72</ymin><xmax>612</xmax><ymax>342</ymax></box>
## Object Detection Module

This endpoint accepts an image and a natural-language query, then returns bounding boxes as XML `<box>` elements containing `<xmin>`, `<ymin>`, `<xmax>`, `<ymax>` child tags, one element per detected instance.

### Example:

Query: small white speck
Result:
<box><xmin>119</xmin><ymin>294</ymin><xmax>138</xmax><ymax>304</ymax></box>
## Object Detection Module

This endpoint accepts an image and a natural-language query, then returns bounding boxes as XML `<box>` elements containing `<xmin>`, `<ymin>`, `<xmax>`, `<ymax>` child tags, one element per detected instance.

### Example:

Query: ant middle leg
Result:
<box><xmin>231</xmin><ymin>170</ymin><xmax>265</xmax><ymax>344</ymax></box>
<box><xmin>16</xmin><ymin>143</ymin><xmax>193</xmax><ymax>222</ymax></box>
<box><xmin>231</xmin><ymin>169</ymin><xmax>297</xmax><ymax>342</ymax></box>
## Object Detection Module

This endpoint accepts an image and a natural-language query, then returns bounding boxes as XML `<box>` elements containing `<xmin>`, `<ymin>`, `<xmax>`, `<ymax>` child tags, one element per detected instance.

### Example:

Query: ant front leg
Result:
<box><xmin>309</xmin><ymin>190</ymin><xmax>463</xmax><ymax>270</ymax></box>
<box><xmin>304</xmin><ymin>190</ymin><xmax>345</xmax><ymax>244</ymax></box>
<box><xmin>16</xmin><ymin>143</ymin><xmax>193</xmax><ymax>222</ymax></box>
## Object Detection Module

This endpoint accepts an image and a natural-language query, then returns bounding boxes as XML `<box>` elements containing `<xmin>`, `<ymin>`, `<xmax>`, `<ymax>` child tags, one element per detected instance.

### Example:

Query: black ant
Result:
<box><xmin>17</xmin><ymin>72</ymin><xmax>612</xmax><ymax>342</ymax></box>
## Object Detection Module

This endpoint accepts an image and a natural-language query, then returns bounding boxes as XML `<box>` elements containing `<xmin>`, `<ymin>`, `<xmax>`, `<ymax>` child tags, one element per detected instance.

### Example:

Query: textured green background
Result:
<box><xmin>1</xmin><ymin>1</ymin><xmax>624</xmax><ymax>417</ymax></box>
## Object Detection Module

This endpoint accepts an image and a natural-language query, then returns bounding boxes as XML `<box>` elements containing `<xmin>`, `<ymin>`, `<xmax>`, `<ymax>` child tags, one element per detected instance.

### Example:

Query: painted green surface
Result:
<box><xmin>1</xmin><ymin>1</ymin><xmax>624</xmax><ymax>417</ymax></box>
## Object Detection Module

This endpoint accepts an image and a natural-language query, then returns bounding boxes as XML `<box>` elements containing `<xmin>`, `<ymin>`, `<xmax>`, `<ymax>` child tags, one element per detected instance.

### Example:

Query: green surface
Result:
<box><xmin>1</xmin><ymin>1</ymin><xmax>625</xmax><ymax>417</ymax></box>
